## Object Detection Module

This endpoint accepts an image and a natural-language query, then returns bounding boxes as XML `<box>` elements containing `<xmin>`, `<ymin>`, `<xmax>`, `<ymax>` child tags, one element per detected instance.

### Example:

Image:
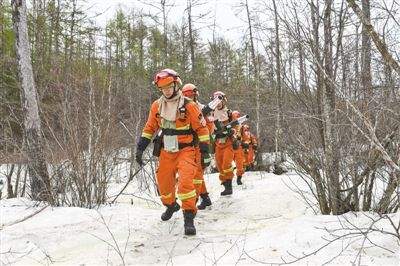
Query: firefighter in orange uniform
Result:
<box><xmin>248</xmin><ymin>132</ymin><xmax>258</xmax><ymax>170</ymax></box>
<box><xmin>135</xmin><ymin>69</ymin><xmax>211</xmax><ymax>236</ymax></box>
<box><xmin>181</xmin><ymin>83</ymin><xmax>213</xmax><ymax>210</ymax></box>
<box><xmin>212</xmin><ymin>91</ymin><xmax>235</xmax><ymax>195</ymax></box>
<box><xmin>242</xmin><ymin>125</ymin><xmax>257</xmax><ymax>171</ymax></box>
<box><xmin>231</xmin><ymin>110</ymin><xmax>245</xmax><ymax>185</ymax></box>
<box><xmin>241</xmin><ymin>124</ymin><xmax>252</xmax><ymax>171</ymax></box>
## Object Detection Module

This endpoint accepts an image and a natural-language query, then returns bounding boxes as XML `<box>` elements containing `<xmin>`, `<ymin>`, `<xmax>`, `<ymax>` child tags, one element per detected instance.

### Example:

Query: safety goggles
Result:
<box><xmin>190</xmin><ymin>88</ymin><xmax>199</xmax><ymax>96</ymax></box>
<box><xmin>154</xmin><ymin>70</ymin><xmax>179</xmax><ymax>88</ymax></box>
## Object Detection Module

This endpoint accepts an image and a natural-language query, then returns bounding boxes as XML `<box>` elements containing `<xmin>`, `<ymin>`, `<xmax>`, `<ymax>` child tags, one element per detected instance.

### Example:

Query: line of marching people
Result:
<box><xmin>135</xmin><ymin>68</ymin><xmax>258</xmax><ymax>236</ymax></box>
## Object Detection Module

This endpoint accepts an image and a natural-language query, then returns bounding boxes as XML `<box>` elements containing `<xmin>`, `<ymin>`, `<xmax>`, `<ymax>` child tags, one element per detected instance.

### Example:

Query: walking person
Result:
<box><xmin>135</xmin><ymin>69</ymin><xmax>211</xmax><ymax>235</ymax></box>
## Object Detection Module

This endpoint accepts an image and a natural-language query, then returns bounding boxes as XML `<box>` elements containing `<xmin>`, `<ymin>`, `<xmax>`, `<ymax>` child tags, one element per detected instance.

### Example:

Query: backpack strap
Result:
<box><xmin>161</xmin><ymin>97</ymin><xmax>196</xmax><ymax>137</ymax></box>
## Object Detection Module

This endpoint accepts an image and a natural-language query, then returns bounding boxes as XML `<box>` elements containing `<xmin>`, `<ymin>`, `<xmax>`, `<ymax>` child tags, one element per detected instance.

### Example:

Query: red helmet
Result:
<box><xmin>153</xmin><ymin>69</ymin><xmax>182</xmax><ymax>88</ymax></box>
<box><xmin>231</xmin><ymin>110</ymin><xmax>240</xmax><ymax>120</ymax></box>
<box><xmin>182</xmin><ymin>83</ymin><xmax>198</xmax><ymax>98</ymax></box>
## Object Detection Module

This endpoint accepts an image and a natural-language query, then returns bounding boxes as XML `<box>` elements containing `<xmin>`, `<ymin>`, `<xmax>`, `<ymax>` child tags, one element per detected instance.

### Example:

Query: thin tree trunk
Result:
<box><xmin>62</xmin><ymin>0</ymin><xmax>77</xmax><ymax>144</ymax></box>
<box><xmin>187</xmin><ymin>0</ymin><xmax>196</xmax><ymax>77</ymax></box>
<box><xmin>55</xmin><ymin>0</ymin><xmax>61</xmax><ymax>55</ymax></box>
<box><xmin>297</xmin><ymin>29</ymin><xmax>307</xmax><ymax>92</ymax></box>
<box><xmin>377</xmin><ymin>170</ymin><xmax>399</xmax><ymax>213</ymax></box>
<box><xmin>12</xmin><ymin>0</ymin><xmax>53</xmax><ymax>203</ymax></box>
<box><xmin>364</xmin><ymin>171</ymin><xmax>375</xmax><ymax>210</ymax></box>
<box><xmin>323</xmin><ymin>0</ymin><xmax>342</xmax><ymax>214</ymax></box>
<box><xmin>14</xmin><ymin>164</ymin><xmax>22</xmax><ymax>196</ymax></box>
<box><xmin>272</xmin><ymin>0</ymin><xmax>283</xmax><ymax>163</ymax></box>
<box><xmin>311</xmin><ymin>0</ymin><xmax>325</xmax><ymax>150</ymax></box>
<box><xmin>361</xmin><ymin>0</ymin><xmax>372</xmax><ymax>103</ymax></box>
<box><xmin>6</xmin><ymin>164</ymin><xmax>15</xmax><ymax>198</ymax></box>
<box><xmin>245</xmin><ymin>0</ymin><xmax>260</xmax><ymax>157</ymax></box>
<box><xmin>310</xmin><ymin>2</ymin><xmax>330</xmax><ymax>214</ymax></box>
<box><xmin>353</xmin><ymin>3</ymin><xmax>374</xmax><ymax>205</ymax></box>
<box><xmin>161</xmin><ymin>0</ymin><xmax>168</xmax><ymax>64</ymax></box>
<box><xmin>353</xmin><ymin>23</ymin><xmax>360</xmax><ymax>100</ymax></box>
<box><xmin>0</xmin><ymin>0</ymin><xmax>5</xmax><ymax>56</ymax></box>
<box><xmin>139</xmin><ymin>15</ymin><xmax>145</xmax><ymax>70</ymax></box>
<box><xmin>87</xmin><ymin>33</ymin><xmax>98</xmax><ymax>206</ymax></box>
<box><xmin>21</xmin><ymin>166</ymin><xmax>28</xmax><ymax>197</ymax></box>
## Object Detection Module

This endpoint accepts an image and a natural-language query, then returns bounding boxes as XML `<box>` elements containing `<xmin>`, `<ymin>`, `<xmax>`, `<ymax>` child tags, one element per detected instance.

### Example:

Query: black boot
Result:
<box><xmin>220</xmin><ymin>180</ymin><xmax>233</xmax><ymax>196</ymax></box>
<box><xmin>161</xmin><ymin>202</ymin><xmax>180</xmax><ymax>221</ymax></box>
<box><xmin>183</xmin><ymin>210</ymin><xmax>196</xmax><ymax>235</ymax></box>
<box><xmin>197</xmin><ymin>193</ymin><xmax>212</xmax><ymax>210</ymax></box>
<box><xmin>237</xmin><ymin>176</ymin><xmax>243</xmax><ymax>185</ymax></box>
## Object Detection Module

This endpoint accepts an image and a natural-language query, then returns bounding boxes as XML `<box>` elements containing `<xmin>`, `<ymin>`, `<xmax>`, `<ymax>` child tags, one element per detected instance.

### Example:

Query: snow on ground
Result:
<box><xmin>1</xmin><ymin>171</ymin><xmax>399</xmax><ymax>265</ymax></box>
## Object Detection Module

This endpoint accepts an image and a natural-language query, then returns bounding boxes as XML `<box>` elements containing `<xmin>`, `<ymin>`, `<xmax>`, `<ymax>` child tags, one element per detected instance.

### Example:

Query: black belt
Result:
<box><xmin>178</xmin><ymin>142</ymin><xmax>195</xmax><ymax>149</ymax></box>
<box><xmin>162</xmin><ymin>128</ymin><xmax>194</xmax><ymax>136</ymax></box>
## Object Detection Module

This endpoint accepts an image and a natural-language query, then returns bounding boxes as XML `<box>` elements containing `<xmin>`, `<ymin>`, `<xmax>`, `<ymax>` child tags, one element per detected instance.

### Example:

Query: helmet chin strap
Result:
<box><xmin>166</xmin><ymin>83</ymin><xmax>178</xmax><ymax>99</ymax></box>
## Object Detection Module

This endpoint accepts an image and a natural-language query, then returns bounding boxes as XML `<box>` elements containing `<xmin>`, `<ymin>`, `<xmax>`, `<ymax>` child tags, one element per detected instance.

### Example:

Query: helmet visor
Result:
<box><xmin>154</xmin><ymin>70</ymin><xmax>180</xmax><ymax>88</ymax></box>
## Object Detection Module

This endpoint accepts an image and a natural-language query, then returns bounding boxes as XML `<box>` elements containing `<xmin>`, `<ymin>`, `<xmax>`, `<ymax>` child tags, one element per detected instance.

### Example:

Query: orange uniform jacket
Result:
<box><xmin>141</xmin><ymin>100</ymin><xmax>210</xmax><ymax>145</ymax></box>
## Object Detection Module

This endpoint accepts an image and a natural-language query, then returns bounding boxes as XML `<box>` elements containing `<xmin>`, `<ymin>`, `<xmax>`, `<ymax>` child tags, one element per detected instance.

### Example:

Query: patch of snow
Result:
<box><xmin>1</xmin><ymin>171</ymin><xmax>399</xmax><ymax>265</ymax></box>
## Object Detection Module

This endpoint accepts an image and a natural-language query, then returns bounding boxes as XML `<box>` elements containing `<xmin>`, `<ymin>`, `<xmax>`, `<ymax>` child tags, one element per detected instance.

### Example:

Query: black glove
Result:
<box><xmin>137</xmin><ymin>136</ymin><xmax>151</xmax><ymax>151</ymax></box>
<box><xmin>215</xmin><ymin>128</ymin><xmax>234</xmax><ymax>139</ymax></box>
<box><xmin>242</xmin><ymin>143</ymin><xmax>250</xmax><ymax>149</ymax></box>
<box><xmin>136</xmin><ymin>137</ymin><xmax>151</xmax><ymax>166</ymax></box>
<box><xmin>201</xmin><ymin>152</ymin><xmax>211</xmax><ymax>168</ymax></box>
<box><xmin>199</xmin><ymin>143</ymin><xmax>211</xmax><ymax>168</ymax></box>
<box><xmin>214</xmin><ymin>132</ymin><xmax>224</xmax><ymax>139</ymax></box>
<box><xmin>202</xmin><ymin>105</ymin><xmax>213</xmax><ymax>116</ymax></box>
<box><xmin>135</xmin><ymin>150</ymin><xmax>144</xmax><ymax>166</ymax></box>
<box><xmin>232</xmin><ymin>139</ymin><xmax>240</xmax><ymax>150</ymax></box>
<box><xmin>227</xmin><ymin>128</ymin><xmax>235</xmax><ymax>137</ymax></box>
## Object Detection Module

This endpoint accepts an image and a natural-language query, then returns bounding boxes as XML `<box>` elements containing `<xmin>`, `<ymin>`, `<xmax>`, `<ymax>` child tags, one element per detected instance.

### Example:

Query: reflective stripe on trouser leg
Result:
<box><xmin>156</xmin><ymin>150</ymin><xmax>177</xmax><ymax>206</ymax></box>
<box><xmin>176</xmin><ymin>147</ymin><xmax>198</xmax><ymax>212</ymax></box>
<box><xmin>193</xmin><ymin>179</ymin><xmax>203</xmax><ymax>185</ymax></box>
<box><xmin>197</xmin><ymin>148</ymin><xmax>208</xmax><ymax>195</ymax></box>
<box><xmin>193</xmin><ymin>148</ymin><xmax>206</xmax><ymax>196</ymax></box>
<box><xmin>193</xmin><ymin>177</ymin><xmax>203</xmax><ymax>197</ymax></box>
<box><xmin>234</xmin><ymin>148</ymin><xmax>245</xmax><ymax>177</ymax></box>
<box><xmin>248</xmin><ymin>147</ymin><xmax>255</xmax><ymax>164</ymax></box>
<box><xmin>215</xmin><ymin>144</ymin><xmax>225</xmax><ymax>182</ymax></box>
<box><xmin>177</xmin><ymin>190</ymin><xmax>197</xmax><ymax>201</ymax></box>
<box><xmin>194</xmin><ymin>148</ymin><xmax>207</xmax><ymax>196</ymax></box>
<box><xmin>216</xmin><ymin>143</ymin><xmax>234</xmax><ymax>182</ymax></box>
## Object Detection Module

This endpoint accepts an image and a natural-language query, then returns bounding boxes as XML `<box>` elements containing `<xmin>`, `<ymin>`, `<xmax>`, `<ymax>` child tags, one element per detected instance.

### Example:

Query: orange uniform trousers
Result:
<box><xmin>247</xmin><ymin>146</ymin><xmax>255</xmax><ymax>166</ymax></box>
<box><xmin>215</xmin><ymin>138</ymin><xmax>234</xmax><ymax>182</ymax></box>
<box><xmin>233</xmin><ymin>146</ymin><xmax>245</xmax><ymax>177</ymax></box>
<box><xmin>157</xmin><ymin>147</ymin><xmax>197</xmax><ymax>212</ymax></box>
<box><xmin>193</xmin><ymin>147</ymin><xmax>208</xmax><ymax>196</ymax></box>
<box><xmin>243</xmin><ymin>148</ymin><xmax>249</xmax><ymax>169</ymax></box>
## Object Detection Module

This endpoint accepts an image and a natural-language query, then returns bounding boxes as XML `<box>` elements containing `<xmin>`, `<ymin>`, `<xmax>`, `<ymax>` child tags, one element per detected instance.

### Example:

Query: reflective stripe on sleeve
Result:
<box><xmin>142</xmin><ymin>132</ymin><xmax>153</xmax><ymax>139</ymax></box>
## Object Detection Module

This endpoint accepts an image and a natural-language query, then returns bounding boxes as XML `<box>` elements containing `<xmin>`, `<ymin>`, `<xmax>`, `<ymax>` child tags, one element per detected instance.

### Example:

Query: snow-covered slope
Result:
<box><xmin>1</xmin><ymin>172</ymin><xmax>399</xmax><ymax>265</ymax></box>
